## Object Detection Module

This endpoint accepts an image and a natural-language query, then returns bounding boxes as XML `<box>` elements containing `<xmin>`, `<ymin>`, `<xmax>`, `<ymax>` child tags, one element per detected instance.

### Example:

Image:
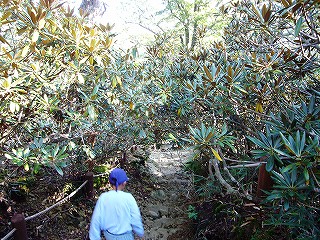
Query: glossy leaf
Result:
<box><xmin>88</xmin><ymin>105</ymin><xmax>97</xmax><ymax>120</ymax></box>
<box><xmin>294</xmin><ymin>17</ymin><xmax>303</xmax><ymax>37</ymax></box>
<box><xmin>54</xmin><ymin>164</ymin><xmax>63</xmax><ymax>176</ymax></box>
<box><xmin>265</xmin><ymin>156</ymin><xmax>274</xmax><ymax>172</ymax></box>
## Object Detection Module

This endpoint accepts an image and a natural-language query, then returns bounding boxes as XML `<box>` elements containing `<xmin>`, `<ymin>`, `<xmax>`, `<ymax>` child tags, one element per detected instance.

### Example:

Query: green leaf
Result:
<box><xmin>232</xmin><ymin>83</ymin><xmax>248</xmax><ymax>94</ymax></box>
<box><xmin>298</xmin><ymin>131</ymin><xmax>305</xmax><ymax>155</ymax></box>
<box><xmin>53</xmin><ymin>145</ymin><xmax>59</xmax><ymax>157</ymax></box>
<box><xmin>273</xmin><ymin>148</ymin><xmax>292</xmax><ymax>158</ymax></box>
<box><xmin>12</xmin><ymin>148</ymin><xmax>19</xmax><ymax>156</ymax></box>
<box><xmin>305</xmin><ymin>135</ymin><xmax>319</xmax><ymax>152</ymax></box>
<box><xmin>288</xmin><ymin>134</ymin><xmax>297</xmax><ymax>154</ymax></box>
<box><xmin>41</xmin><ymin>148</ymin><xmax>48</xmax><ymax>155</ymax></box>
<box><xmin>258</xmin><ymin>132</ymin><xmax>272</xmax><ymax>148</ymax></box>
<box><xmin>200</xmin><ymin>123</ymin><xmax>206</xmax><ymax>139</ymax></box>
<box><xmin>290</xmin><ymin>167</ymin><xmax>297</xmax><ymax>184</ymax></box>
<box><xmin>23</xmin><ymin>148</ymin><xmax>30</xmax><ymax>156</ymax></box>
<box><xmin>24</xmin><ymin>163</ymin><xmax>30</xmax><ymax>171</ymax></box>
<box><xmin>89</xmin><ymin>151</ymin><xmax>95</xmax><ymax>159</ymax></box>
<box><xmin>247</xmin><ymin>136</ymin><xmax>269</xmax><ymax>149</ymax></box>
<box><xmin>220</xmin><ymin>123</ymin><xmax>228</xmax><ymax>137</ymax></box>
<box><xmin>88</xmin><ymin>105</ymin><xmax>96</xmax><ymax>120</ymax></box>
<box><xmin>139</xmin><ymin>129</ymin><xmax>147</xmax><ymax>138</ymax></box>
<box><xmin>59</xmin><ymin>161</ymin><xmax>67</xmax><ymax>168</ymax></box>
<box><xmin>294</xmin><ymin>17</ymin><xmax>303</xmax><ymax>37</ymax></box>
<box><xmin>266</xmin><ymin>192</ymin><xmax>282</xmax><ymax>201</ymax></box>
<box><xmin>5</xmin><ymin>153</ymin><xmax>13</xmax><ymax>159</ymax></box>
<box><xmin>14</xmin><ymin>158</ymin><xmax>23</xmax><ymax>166</ymax></box>
<box><xmin>265</xmin><ymin>156</ymin><xmax>274</xmax><ymax>172</ymax></box>
<box><xmin>251</xmin><ymin>149</ymin><xmax>268</xmax><ymax>158</ymax></box>
<box><xmin>189</xmin><ymin>126</ymin><xmax>200</xmax><ymax>141</ymax></box>
<box><xmin>33</xmin><ymin>163</ymin><xmax>41</xmax><ymax>174</ymax></box>
<box><xmin>271</xmin><ymin>171</ymin><xmax>287</xmax><ymax>186</ymax></box>
<box><xmin>282</xmin><ymin>171</ymin><xmax>291</xmax><ymax>186</ymax></box>
<box><xmin>111</xmin><ymin>76</ymin><xmax>117</xmax><ymax>88</ymax></box>
<box><xmin>54</xmin><ymin>164</ymin><xmax>64</xmax><ymax>176</ymax></box>
<box><xmin>57</xmin><ymin>153</ymin><xmax>68</xmax><ymax>160</ymax></box>
<box><xmin>279</xmin><ymin>132</ymin><xmax>296</xmax><ymax>155</ymax></box>
<box><xmin>92</xmin><ymin>84</ymin><xmax>100</xmax><ymax>95</ymax></box>
<box><xmin>61</xmin><ymin>146</ymin><xmax>67</xmax><ymax>153</ymax></box>
<box><xmin>168</xmin><ymin>133</ymin><xmax>177</xmax><ymax>140</ymax></box>
<box><xmin>308</xmin><ymin>95</ymin><xmax>315</xmax><ymax>114</ymax></box>
<box><xmin>282</xmin><ymin>163</ymin><xmax>295</xmax><ymax>173</ymax></box>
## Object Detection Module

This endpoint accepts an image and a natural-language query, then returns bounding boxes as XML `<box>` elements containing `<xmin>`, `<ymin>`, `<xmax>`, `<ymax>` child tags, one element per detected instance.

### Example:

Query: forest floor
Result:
<box><xmin>0</xmin><ymin>146</ymin><xmax>196</xmax><ymax>240</ymax></box>
<box><xmin>129</xmin><ymin>146</ymin><xmax>195</xmax><ymax>239</ymax></box>
<box><xmin>0</xmin><ymin>146</ymin><xmax>289</xmax><ymax>240</ymax></box>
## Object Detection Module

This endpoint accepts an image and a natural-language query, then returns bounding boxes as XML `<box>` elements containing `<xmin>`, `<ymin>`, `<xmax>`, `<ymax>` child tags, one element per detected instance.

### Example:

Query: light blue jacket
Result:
<box><xmin>89</xmin><ymin>190</ymin><xmax>144</xmax><ymax>240</ymax></box>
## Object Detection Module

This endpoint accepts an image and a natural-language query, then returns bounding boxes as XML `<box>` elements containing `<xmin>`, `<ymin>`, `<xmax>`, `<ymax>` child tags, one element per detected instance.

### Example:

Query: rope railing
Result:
<box><xmin>93</xmin><ymin>171</ymin><xmax>109</xmax><ymax>178</ymax></box>
<box><xmin>1</xmin><ymin>171</ymin><xmax>98</xmax><ymax>240</ymax></box>
<box><xmin>25</xmin><ymin>180</ymin><xmax>88</xmax><ymax>221</ymax></box>
<box><xmin>1</xmin><ymin>228</ymin><xmax>16</xmax><ymax>240</ymax></box>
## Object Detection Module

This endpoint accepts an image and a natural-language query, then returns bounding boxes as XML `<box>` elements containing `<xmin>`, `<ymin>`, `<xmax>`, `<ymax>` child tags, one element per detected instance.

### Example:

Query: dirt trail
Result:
<box><xmin>0</xmin><ymin>147</ymin><xmax>195</xmax><ymax>240</ymax></box>
<box><xmin>138</xmin><ymin>147</ymin><xmax>195</xmax><ymax>240</ymax></box>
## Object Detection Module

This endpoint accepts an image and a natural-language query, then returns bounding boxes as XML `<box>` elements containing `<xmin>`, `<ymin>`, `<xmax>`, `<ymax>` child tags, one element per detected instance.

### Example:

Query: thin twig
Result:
<box><xmin>227</xmin><ymin>162</ymin><xmax>265</xmax><ymax>169</ymax></box>
<box><xmin>25</xmin><ymin>180</ymin><xmax>88</xmax><ymax>221</ymax></box>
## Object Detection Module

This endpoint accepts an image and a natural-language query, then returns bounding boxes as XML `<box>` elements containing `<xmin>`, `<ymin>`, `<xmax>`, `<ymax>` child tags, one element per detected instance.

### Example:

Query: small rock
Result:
<box><xmin>151</xmin><ymin>189</ymin><xmax>166</xmax><ymax>200</ymax></box>
<box><xmin>147</xmin><ymin>205</ymin><xmax>169</xmax><ymax>217</ymax></box>
<box><xmin>148</xmin><ymin>210</ymin><xmax>160</xmax><ymax>219</ymax></box>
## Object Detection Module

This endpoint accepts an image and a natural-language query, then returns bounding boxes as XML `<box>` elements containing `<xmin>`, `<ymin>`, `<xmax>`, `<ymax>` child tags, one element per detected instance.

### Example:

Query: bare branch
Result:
<box><xmin>125</xmin><ymin>21</ymin><xmax>158</xmax><ymax>35</ymax></box>
<box><xmin>209</xmin><ymin>157</ymin><xmax>238</xmax><ymax>195</ymax></box>
<box><xmin>227</xmin><ymin>162</ymin><xmax>265</xmax><ymax>169</ymax></box>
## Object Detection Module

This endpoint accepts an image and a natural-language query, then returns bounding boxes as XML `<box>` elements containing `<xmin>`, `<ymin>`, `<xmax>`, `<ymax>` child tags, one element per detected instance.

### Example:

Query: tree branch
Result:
<box><xmin>209</xmin><ymin>157</ymin><xmax>238</xmax><ymax>195</ymax></box>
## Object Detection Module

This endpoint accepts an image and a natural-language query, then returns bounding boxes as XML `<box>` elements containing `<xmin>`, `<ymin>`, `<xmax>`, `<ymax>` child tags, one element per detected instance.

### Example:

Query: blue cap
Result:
<box><xmin>109</xmin><ymin>168</ymin><xmax>129</xmax><ymax>191</ymax></box>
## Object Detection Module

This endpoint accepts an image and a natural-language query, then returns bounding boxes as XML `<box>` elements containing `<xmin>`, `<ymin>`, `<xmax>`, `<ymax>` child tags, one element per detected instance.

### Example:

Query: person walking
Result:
<box><xmin>89</xmin><ymin>168</ymin><xmax>144</xmax><ymax>240</ymax></box>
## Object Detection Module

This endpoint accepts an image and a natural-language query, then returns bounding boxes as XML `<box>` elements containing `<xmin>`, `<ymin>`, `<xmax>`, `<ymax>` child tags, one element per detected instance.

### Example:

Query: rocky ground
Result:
<box><xmin>0</xmin><ymin>146</ymin><xmax>196</xmax><ymax>240</ymax></box>
<box><xmin>136</xmin><ymin>147</ymin><xmax>195</xmax><ymax>239</ymax></box>
<box><xmin>0</xmin><ymin>146</ymin><xmax>292</xmax><ymax>240</ymax></box>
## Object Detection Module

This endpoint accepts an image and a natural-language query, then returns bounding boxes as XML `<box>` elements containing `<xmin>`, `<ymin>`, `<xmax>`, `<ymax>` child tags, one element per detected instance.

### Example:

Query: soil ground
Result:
<box><xmin>0</xmin><ymin>147</ymin><xmax>195</xmax><ymax>240</ymax></box>
<box><xmin>0</xmin><ymin>147</ymin><xmax>289</xmax><ymax>240</ymax></box>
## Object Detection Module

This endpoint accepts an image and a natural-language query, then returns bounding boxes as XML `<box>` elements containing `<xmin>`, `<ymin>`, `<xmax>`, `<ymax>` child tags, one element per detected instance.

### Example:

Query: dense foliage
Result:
<box><xmin>1</xmin><ymin>0</ymin><xmax>319</xmax><ymax>239</ymax></box>
<box><xmin>0</xmin><ymin>0</ymin><xmax>152</xmax><ymax>175</ymax></box>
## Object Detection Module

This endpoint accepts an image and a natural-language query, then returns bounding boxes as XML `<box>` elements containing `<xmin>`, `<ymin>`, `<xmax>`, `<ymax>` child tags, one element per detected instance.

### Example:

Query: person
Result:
<box><xmin>89</xmin><ymin>168</ymin><xmax>144</xmax><ymax>240</ymax></box>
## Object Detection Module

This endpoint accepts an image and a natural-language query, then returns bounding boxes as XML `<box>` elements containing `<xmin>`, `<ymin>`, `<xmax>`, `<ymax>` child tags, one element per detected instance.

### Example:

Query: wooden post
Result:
<box><xmin>257</xmin><ymin>162</ymin><xmax>273</xmax><ymax>198</ymax></box>
<box><xmin>85</xmin><ymin>172</ymin><xmax>94</xmax><ymax>199</ymax></box>
<box><xmin>11</xmin><ymin>213</ymin><xmax>28</xmax><ymax>240</ymax></box>
<box><xmin>120</xmin><ymin>151</ymin><xmax>126</xmax><ymax>169</ymax></box>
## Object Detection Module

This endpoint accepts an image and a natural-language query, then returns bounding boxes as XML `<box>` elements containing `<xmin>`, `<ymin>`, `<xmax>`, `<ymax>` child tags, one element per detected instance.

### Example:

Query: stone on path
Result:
<box><xmin>139</xmin><ymin>147</ymin><xmax>194</xmax><ymax>240</ymax></box>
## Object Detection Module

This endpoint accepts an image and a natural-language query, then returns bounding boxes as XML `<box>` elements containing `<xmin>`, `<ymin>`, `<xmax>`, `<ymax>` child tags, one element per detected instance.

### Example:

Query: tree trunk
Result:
<box><xmin>256</xmin><ymin>160</ymin><xmax>273</xmax><ymax>198</ymax></box>
<box><xmin>184</xmin><ymin>24</ymin><xmax>190</xmax><ymax>48</ymax></box>
<box><xmin>190</xmin><ymin>3</ymin><xmax>199</xmax><ymax>50</ymax></box>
